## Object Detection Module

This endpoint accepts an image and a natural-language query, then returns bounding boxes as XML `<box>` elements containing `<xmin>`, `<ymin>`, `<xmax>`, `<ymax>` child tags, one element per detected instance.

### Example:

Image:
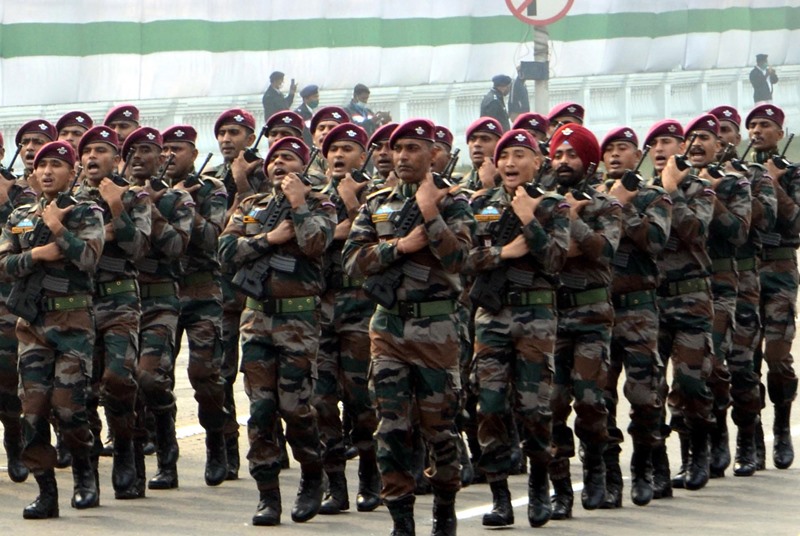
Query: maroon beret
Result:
<box><xmin>322</xmin><ymin>123</ymin><xmax>367</xmax><ymax>157</ymax></box>
<box><xmin>162</xmin><ymin>125</ymin><xmax>198</xmax><ymax>145</ymax></box>
<box><xmin>548</xmin><ymin>102</ymin><xmax>585</xmax><ymax>123</ymax></box>
<box><xmin>104</xmin><ymin>104</ymin><xmax>140</xmax><ymax>126</ymax></box>
<box><xmin>15</xmin><ymin>119</ymin><xmax>57</xmax><ymax>146</ymax></box>
<box><xmin>33</xmin><ymin>140</ymin><xmax>76</xmax><ymax>169</ymax></box>
<box><xmin>389</xmin><ymin>119</ymin><xmax>435</xmax><ymax>149</ymax></box>
<box><xmin>78</xmin><ymin>125</ymin><xmax>120</xmax><ymax>156</ymax></box>
<box><xmin>512</xmin><ymin>113</ymin><xmax>549</xmax><ymax>135</ymax></box>
<box><xmin>465</xmin><ymin>117</ymin><xmax>503</xmax><ymax>142</ymax></box>
<box><xmin>685</xmin><ymin>114</ymin><xmax>720</xmax><ymax>138</ymax></box>
<box><xmin>601</xmin><ymin>126</ymin><xmax>639</xmax><ymax>152</ymax></box>
<box><xmin>434</xmin><ymin>125</ymin><xmax>454</xmax><ymax>149</ymax></box>
<box><xmin>0</xmin><ymin>131</ymin><xmax>3</xmax><ymax>147</ymax></box>
<box><xmin>56</xmin><ymin>111</ymin><xmax>93</xmax><ymax>133</ymax></box>
<box><xmin>266</xmin><ymin>110</ymin><xmax>304</xmax><ymax>137</ymax></box>
<box><xmin>708</xmin><ymin>105</ymin><xmax>741</xmax><ymax>131</ymax></box>
<box><xmin>122</xmin><ymin>127</ymin><xmax>163</xmax><ymax>160</ymax></box>
<box><xmin>549</xmin><ymin>123</ymin><xmax>600</xmax><ymax>168</ymax></box>
<box><xmin>745</xmin><ymin>104</ymin><xmax>785</xmax><ymax>129</ymax></box>
<box><xmin>310</xmin><ymin>106</ymin><xmax>350</xmax><ymax>135</ymax></box>
<box><xmin>494</xmin><ymin>129</ymin><xmax>539</xmax><ymax>163</ymax></box>
<box><xmin>214</xmin><ymin>108</ymin><xmax>256</xmax><ymax>137</ymax></box>
<box><xmin>264</xmin><ymin>136</ymin><xmax>310</xmax><ymax>175</ymax></box>
<box><xmin>368</xmin><ymin>122</ymin><xmax>398</xmax><ymax>147</ymax></box>
<box><xmin>643</xmin><ymin>119</ymin><xmax>684</xmax><ymax>148</ymax></box>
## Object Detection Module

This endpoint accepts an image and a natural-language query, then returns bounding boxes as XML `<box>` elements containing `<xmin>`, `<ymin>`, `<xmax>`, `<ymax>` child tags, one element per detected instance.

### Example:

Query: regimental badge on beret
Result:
<box><xmin>332</xmin><ymin>112</ymin><xmax>342</xmax><ymax>119</ymax></box>
<box><xmin>667</xmin><ymin>125</ymin><xmax>677</xmax><ymax>133</ymax></box>
<box><xmin>514</xmin><ymin>133</ymin><xmax>526</xmax><ymax>142</ymax></box>
<box><xmin>415</xmin><ymin>127</ymin><xmax>424</xmax><ymax>135</ymax></box>
<box><xmin>346</xmin><ymin>130</ymin><xmax>356</xmax><ymax>137</ymax></box>
<box><xmin>100</xmin><ymin>130</ymin><xmax>110</xmax><ymax>138</ymax></box>
<box><xmin>57</xmin><ymin>147</ymin><xmax>67</xmax><ymax>155</ymax></box>
<box><xmin>291</xmin><ymin>142</ymin><xmax>301</xmax><ymax>149</ymax></box>
<box><xmin>436</xmin><ymin>131</ymin><xmax>445</xmax><ymax>139</ymax></box>
<box><xmin>624</xmin><ymin>130</ymin><xmax>633</xmax><ymax>138</ymax></box>
<box><xmin>76</xmin><ymin>116</ymin><xmax>85</xmax><ymax>123</ymax></box>
<box><xmin>146</xmin><ymin>133</ymin><xmax>156</xmax><ymax>140</ymax></box>
<box><xmin>487</xmin><ymin>123</ymin><xmax>496</xmax><ymax>131</ymax></box>
<box><xmin>175</xmin><ymin>130</ymin><xmax>185</xmax><ymax>137</ymax></box>
<box><xmin>234</xmin><ymin>114</ymin><xmax>244</xmax><ymax>122</ymax></box>
<box><xmin>530</xmin><ymin>119</ymin><xmax>539</xmax><ymax>126</ymax></box>
<box><xmin>766</xmin><ymin>108</ymin><xmax>774</xmax><ymax>116</ymax></box>
<box><xmin>38</xmin><ymin>123</ymin><xmax>48</xmax><ymax>131</ymax></box>
<box><xmin>282</xmin><ymin>116</ymin><xmax>292</xmax><ymax>124</ymax></box>
<box><xmin>723</xmin><ymin>110</ymin><xmax>733</xmax><ymax>117</ymax></box>
<box><xmin>567</xmin><ymin>106</ymin><xmax>577</xmax><ymax>113</ymax></box>
<box><xmin>122</xmin><ymin>110</ymin><xmax>133</xmax><ymax>118</ymax></box>
<box><xmin>707</xmin><ymin>120</ymin><xmax>716</xmax><ymax>127</ymax></box>
<box><xmin>563</xmin><ymin>128</ymin><xmax>574</xmax><ymax>136</ymax></box>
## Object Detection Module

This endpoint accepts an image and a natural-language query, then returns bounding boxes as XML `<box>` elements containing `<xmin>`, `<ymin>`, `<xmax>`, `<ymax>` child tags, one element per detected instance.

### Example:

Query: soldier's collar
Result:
<box><xmin>752</xmin><ymin>148</ymin><xmax>779</xmax><ymax>164</ymax></box>
<box><xmin>398</xmin><ymin>181</ymin><xmax>418</xmax><ymax>199</ymax></box>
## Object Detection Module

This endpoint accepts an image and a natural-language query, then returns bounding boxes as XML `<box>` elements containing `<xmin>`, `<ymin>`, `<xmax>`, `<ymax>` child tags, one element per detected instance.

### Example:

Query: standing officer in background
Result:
<box><xmin>480</xmin><ymin>75</ymin><xmax>512</xmax><ymax>133</ymax></box>
<box><xmin>0</xmin><ymin>141</ymin><xmax>104</xmax><ymax>518</ymax></box>
<box><xmin>295</xmin><ymin>85</ymin><xmax>319</xmax><ymax>146</ymax></box>
<box><xmin>343</xmin><ymin>119</ymin><xmax>475</xmax><ymax>536</ymax></box>
<box><xmin>507</xmin><ymin>66</ymin><xmax>531</xmax><ymax>122</ymax></box>
<box><xmin>344</xmin><ymin>84</ymin><xmax>391</xmax><ymax>139</ymax></box>
<box><xmin>750</xmin><ymin>54</ymin><xmax>778</xmax><ymax>104</ymax></box>
<box><xmin>262</xmin><ymin>71</ymin><xmax>297</xmax><ymax>123</ymax></box>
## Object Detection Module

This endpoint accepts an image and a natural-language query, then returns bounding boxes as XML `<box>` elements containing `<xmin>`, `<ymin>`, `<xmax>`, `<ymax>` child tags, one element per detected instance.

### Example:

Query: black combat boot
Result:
<box><xmin>386</xmin><ymin>496</ymin><xmax>415</xmax><ymax>536</ymax></box>
<box><xmin>630</xmin><ymin>443</ymin><xmax>654</xmax><ymax>506</ymax></box>
<box><xmin>528</xmin><ymin>463</ymin><xmax>551</xmax><ymax>527</ymax></box>
<box><xmin>225</xmin><ymin>432</ymin><xmax>240</xmax><ymax>480</ymax></box>
<box><xmin>291</xmin><ymin>467</ymin><xmax>325</xmax><ymax>522</ymax></box>
<box><xmin>112</xmin><ymin>437</ymin><xmax>137</xmax><ymax>498</ymax></box>
<box><xmin>709</xmin><ymin>410</ymin><xmax>731</xmax><ymax>478</ymax></box>
<box><xmin>671</xmin><ymin>432</ymin><xmax>690</xmax><ymax>489</ymax></box>
<box><xmin>55</xmin><ymin>428</ymin><xmax>72</xmax><ymax>468</ymax></box>
<box><xmin>651</xmin><ymin>442</ymin><xmax>672</xmax><ymax>499</ymax></box>
<box><xmin>600</xmin><ymin>443</ymin><xmax>622</xmax><ymax>509</ymax></box>
<box><xmin>71</xmin><ymin>454</ymin><xmax>99</xmax><ymax>509</ymax></box>
<box><xmin>733</xmin><ymin>425</ymin><xmax>758</xmax><ymax>477</ymax></box>
<box><xmin>685</xmin><ymin>427</ymin><xmax>710</xmax><ymax>490</ymax></box>
<box><xmin>581</xmin><ymin>443</ymin><xmax>606</xmax><ymax>510</ymax></box>
<box><xmin>549</xmin><ymin>457</ymin><xmax>573</xmax><ymax>520</ymax></box>
<box><xmin>149</xmin><ymin>411</ymin><xmax>179</xmax><ymax>490</ymax></box>
<box><xmin>3</xmin><ymin>420</ymin><xmax>29</xmax><ymax>483</ymax></box>
<box><xmin>356</xmin><ymin>448</ymin><xmax>381</xmax><ymax>512</ymax></box>
<box><xmin>253</xmin><ymin>486</ymin><xmax>282</xmax><ymax>526</ymax></box>
<box><xmin>143</xmin><ymin>410</ymin><xmax>157</xmax><ymax>456</ymax></box>
<box><xmin>319</xmin><ymin>470</ymin><xmax>349</xmax><ymax>514</ymax></box>
<box><xmin>130</xmin><ymin>439</ymin><xmax>147</xmax><ymax>498</ymax></box>
<box><xmin>23</xmin><ymin>469</ymin><xmax>59</xmax><ymax>519</ymax></box>
<box><xmin>754</xmin><ymin>415</ymin><xmax>766</xmax><ymax>470</ymax></box>
<box><xmin>204</xmin><ymin>431</ymin><xmax>228</xmax><ymax>486</ymax></box>
<box><xmin>431</xmin><ymin>490</ymin><xmax>457</xmax><ymax>536</ymax></box>
<box><xmin>482</xmin><ymin>479</ymin><xmax>513</xmax><ymax>527</ymax></box>
<box><xmin>773</xmin><ymin>404</ymin><xmax>794</xmax><ymax>469</ymax></box>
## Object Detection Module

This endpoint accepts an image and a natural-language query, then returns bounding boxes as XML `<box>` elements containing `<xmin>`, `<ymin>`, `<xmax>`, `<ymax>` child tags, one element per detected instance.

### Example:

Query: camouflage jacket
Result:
<box><xmin>738</xmin><ymin>163</ymin><xmax>777</xmax><ymax>258</ymax></box>
<box><xmin>707</xmin><ymin>172</ymin><xmax>751</xmax><ymax>260</ymax></box>
<box><xmin>754</xmin><ymin>149</ymin><xmax>800</xmax><ymax>248</ymax></box>
<box><xmin>211</xmin><ymin>162</ymin><xmax>268</xmax><ymax>210</ymax></box>
<box><xmin>137</xmin><ymin>188</ymin><xmax>195</xmax><ymax>283</ymax></box>
<box><xmin>0</xmin><ymin>177</ymin><xmax>37</xmax><ymax>225</ymax></box>
<box><xmin>175</xmin><ymin>176</ymin><xmax>227</xmax><ymax>275</ymax></box>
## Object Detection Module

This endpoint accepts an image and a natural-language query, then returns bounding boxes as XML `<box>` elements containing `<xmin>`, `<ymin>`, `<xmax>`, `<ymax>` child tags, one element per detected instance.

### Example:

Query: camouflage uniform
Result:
<box><xmin>467</xmin><ymin>187</ymin><xmax>569</xmax><ymax>480</ymax></box>
<box><xmin>218</xmin><ymin>188</ymin><xmax>335</xmax><ymax>491</ymax></box>
<box><xmin>342</xmin><ymin>182</ymin><xmax>474</xmax><ymax>504</ymax></box>
<box><xmin>0</xmin><ymin>197</ymin><xmax>104</xmax><ymax>472</ymax></box>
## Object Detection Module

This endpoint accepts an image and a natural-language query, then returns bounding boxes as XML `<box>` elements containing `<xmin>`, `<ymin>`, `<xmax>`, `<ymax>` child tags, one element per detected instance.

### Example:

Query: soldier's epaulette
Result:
<box><xmin>366</xmin><ymin>186</ymin><xmax>392</xmax><ymax>201</ymax></box>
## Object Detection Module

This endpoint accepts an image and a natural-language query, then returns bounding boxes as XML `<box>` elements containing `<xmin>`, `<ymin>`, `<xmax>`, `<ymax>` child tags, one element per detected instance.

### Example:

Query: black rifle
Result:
<box><xmin>184</xmin><ymin>152</ymin><xmax>213</xmax><ymax>187</ymax></box>
<box><xmin>109</xmin><ymin>152</ymin><xmax>133</xmax><ymax>186</ymax></box>
<box><xmin>244</xmin><ymin>126</ymin><xmax>268</xmax><ymax>163</ymax></box>
<box><xmin>231</xmin><ymin>149</ymin><xmax>317</xmax><ymax>300</ymax></box>
<box><xmin>361</xmin><ymin>165</ymin><xmax>458</xmax><ymax>309</ymax></box>
<box><xmin>621</xmin><ymin>145</ymin><xmax>651</xmax><ymax>191</ymax></box>
<box><xmin>706</xmin><ymin>143</ymin><xmax>737</xmax><ymax>179</ymax></box>
<box><xmin>730</xmin><ymin>139</ymin><xmax>755</xmax><ymax>173</ymax></box>
<box><xmin>0</xmin><ymin>144</ymin><xmax>22</xmax><ymax>181</ymax></box>
<box><xmin>537</xmin><ymin>121</ymin><xmax>564</xmax><ymax>156</ymax></box>
<box><xmin>675</xmin><ymin>133</ymin><xmax>700</xmax><ymax>171</ymax></box>
<box><xmin>570</xmin><ymin>162</ymin><xmax>598</xmax><ymax>201</ymax></box>
<box><xmin>351</xmin><ymin>143</ymin><xmax>378</xmax><ymax>184</ymax></box>
<box><xmin>150</xmin><ymin>153</ymin><xmax>175</xmax><ymax>192</ymax></box>
<box><xmin>772</xmin><ymin>133</ymin><xmax>795</xmax><ymax>170</ymax></box>
<box><xmin>433</xmin><ymin>148</ymin><xmax>460</xmax><ymax>189</ymax></box>
<box><xmin>7</xmin><ymin>169</ymin><xmax>82</xmax><ymax>322</ymax></box>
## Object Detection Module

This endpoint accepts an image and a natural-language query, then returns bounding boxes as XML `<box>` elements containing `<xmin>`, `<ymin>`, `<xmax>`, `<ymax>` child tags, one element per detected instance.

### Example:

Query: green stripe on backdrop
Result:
<box><xmin>0</xmin><ymin>7</ymin><xmax>797</xmax><ymax>58</ymax></box>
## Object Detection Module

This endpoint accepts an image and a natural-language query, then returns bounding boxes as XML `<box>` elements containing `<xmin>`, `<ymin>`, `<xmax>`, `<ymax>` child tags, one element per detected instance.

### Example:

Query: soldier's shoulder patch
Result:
<box><xmin>11</xmin><ymin>217</ymin><xmax>35</xmax><ymax>234</ymax></box>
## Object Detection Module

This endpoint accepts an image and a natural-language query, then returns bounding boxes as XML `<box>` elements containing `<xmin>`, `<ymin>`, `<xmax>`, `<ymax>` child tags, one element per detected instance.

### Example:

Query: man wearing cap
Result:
<box><xmin>368</xmin><ymin>122</ymin><xmax>398</xmax><ymax>191</ymax></box>
<box><xmin>546</xmin><ymin>123</ymin><xmax>621</xmax><ymax>518</ymax></box>
<box><xmin>343</xmin><ymin>118</ymin><xmax>474</xmax><ymax>536</ymax></box>
<box><xmin>513</xmin><ymin>113</ymin><xmax>550</xmax><ymax>144</ymax></box>
<box><xmin>163</xmin><ymin>124</ymin><xmax>230</xmax><ymax>487</ymax></box>
<box><xmin>294</xmin><ymin>85</ymin><xmax>319</xmax><ymax>146</ymax></box>
<box><xmin>750</xmin><ymin>54</ymin><xmax>778</xmax><ymax>104</ymax></box>
<box><xmin>266</xmin><ymin>110</ymin><xmax>304</xmax><ymax>146</ymax></box>
<box><xmin>262</xmin><ymin>71</ymin><xmax>297</xmax><ymax>123</ymax></box>
<box><xmin>467</xmin><ymin>128</ymin><xmax>569</xmax><ymax>528</ymax></box>
<box><xmin>547</xmin><ymin>102</ymin><xmax>585</xmax><ymax>136</ymax></box>
<box><xmin>17</xmin><ymin>120</ymin><xmax>57</xmax><ymax>179</ymax></box>
<box><xmin>0</xmin><ymin>140</ymin><xmax>104</xmax><ymax>518</ymax></box>
<box><xmin>56</xmin><ymin>111</ymin><xmax>93</xmax><ymax>153</ymax></box>
<box><xmin>122</xmin><ymin>127</ymin><xmax>195</xmax><ymax>490</ymax></box>
<box><xmin>103</xmin><ymin>105</ymin><xmax>140</xmax><ymax>145</ymax></box>
<box><xmin>748</xmin><ymin>104</ymin><xmax>798</xmax><ymax>470</ymax></box>
<box><xmin>219</xmin><ymin>136</ymin><xmax>335</xmax><ymax>526</ymax></box>
<box><xmin>459</xmin><ymin>118</ymin><xmax>504</xmax><ymax>193</ymax></box>
<box><xmin>480</xmin><ymin>75</ymin><xmax>512</xmax><ymax>133</ymax></box>
<box><xmin>645</xmin><ymin>118</ymin><xmax>716</xmax><ymax>493</ymax></box>
<box><xmin>75</xmin><ymin>125</ymin><xmax>152</xmax><ymax>500</ymax></box>
<box><xmin>344</xmin><ymin>84</ymin><xmax>390</xmax><ymax>138</ymax></box>
<box><xmin>308</xmin><ymin>106</ymin><xmax>351</xmax><ymax>181</ymax></box>
<box><xmin>600</xmin><ymin>126</ymin><xmax>671</xmax><ymax>508</ymax></box>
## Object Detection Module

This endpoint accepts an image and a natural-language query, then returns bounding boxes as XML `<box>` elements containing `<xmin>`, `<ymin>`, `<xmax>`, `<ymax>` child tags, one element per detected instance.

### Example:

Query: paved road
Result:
<box><xmin>2</xmin><ymin>346</ymin><xmax>800</xmax><ymax>535</ymax></box>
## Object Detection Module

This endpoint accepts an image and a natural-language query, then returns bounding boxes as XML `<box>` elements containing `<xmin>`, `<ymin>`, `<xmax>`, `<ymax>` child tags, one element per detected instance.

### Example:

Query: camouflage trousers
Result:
<box><xmin>551</xmin><ymin>300</ymin><xmax>613</xmax><ymax>459</ymax></box>
<box><xmin>136</xmin><ymin>286</ymin><xmax>180</xmax><ymax>414</ymax></box>
<box><xmin>220</xmin><ymin>274</ymin><xmax>243</xmax><ymax>440</ymax></box>
<box><xmin>89</xmin><ymin>292</ymin><xmax>141</xmax><ymax>441</ymax></box>
<box><xmin>708</xmin><ymin>278</ymin><xmax>737</xmax><ymax>415</ymax></box>
<box><xmin>473</xmin><ymin>303</ymin><xmax>555</xmax><ymax>479</ymax></box>
<box><xmin>314</xmin><ymin>287</ymin><xmax>377</xmax><ymax>473</ymax></box>
<box><xmin>657</xmin><ymin>290</ymin><xmax>714</xmax><ymax>431</ymax></box>
<box><xmin>176</xmin><ymin>277</ymin><xmax>227</xmax><ymax>432</ymax></box>
<box><xmin>0</xmin><ymin>293</ymin><xmax>21</xmax><ymax>426</ymax></box>
<box><xmin>16</xmin><ymin>308</ymin><xmax>95</xmax><ymax>472</ymax></box>
<box><xmin>370</xmin><ymin>308</ymin><xmax>462</xmax><ymax>502</ymax></box>
<box><xmin>729</xmin><ymin>267</ymin><xmax>763</xmax><ymax>426</ymax></box>
<box><xmin>240</xmin><ymin>306</ymin><xmax>322</xmax><ymax>487</ymax></box>
<box><xmin>756</xmin><ymin>258</ymin><xmax>799</xmax><ymax>406</ymax></box>
<box><xmin>607</xmin><ymin>301</ymin><xmax>663</xmax><ymax>447</ymax></box>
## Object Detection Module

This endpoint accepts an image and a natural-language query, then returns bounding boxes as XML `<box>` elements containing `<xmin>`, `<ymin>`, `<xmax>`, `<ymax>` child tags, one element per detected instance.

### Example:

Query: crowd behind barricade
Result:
<box><xmin>0</xmin><ymin>73</ymin><xmax>796</xmax><ymax>536</ymax></box>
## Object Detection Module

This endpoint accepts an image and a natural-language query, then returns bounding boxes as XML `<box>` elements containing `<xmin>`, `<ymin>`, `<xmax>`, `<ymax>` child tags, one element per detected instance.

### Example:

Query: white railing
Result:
<box><xmin>2</xmin><ymin>65</ymin><xmax>797</xmax><ymax>169</ymax></box>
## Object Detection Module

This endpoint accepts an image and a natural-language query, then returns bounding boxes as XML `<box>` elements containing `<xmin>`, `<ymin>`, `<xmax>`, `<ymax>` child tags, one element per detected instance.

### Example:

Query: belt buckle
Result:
<box><xmin>507</xmin><ymin>291</ymin><xmax>523</xmax><ymax>307</ymax></box>
<box><xmin>398</xmin><ymin>301</ymin><xmax>416</xmax><ymax>318</ymax></box>
<box><xmin>263</xmin><ymin>300</ymin><xmax>277</xmax><ymax>314</ymax></box>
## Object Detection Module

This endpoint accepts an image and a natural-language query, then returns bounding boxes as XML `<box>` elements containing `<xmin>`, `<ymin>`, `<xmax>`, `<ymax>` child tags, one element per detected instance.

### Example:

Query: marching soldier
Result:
<box><xmin>513</xmin><ymin>113</ymin><xmax>550</xmax><ymax>143</ymax></box>
<box><xmin>368</xmin><ymin>122</ymin><xmax>399</xmax><ymax>191</ymax></box>
<box><xmin>17</xmin><ymin>120</ymin><xmax>57</xmax><ymax>180</ymax></box>
<box><xmin>308</xmin><ymin>106</ymin><xmax>351</xmax><ymax>181</ymax></box>
<box><xmin>103</xmin><ymin>105</ymin><xmax>140</xmax><ymax>144</ymax></box>
<box><xmin>458</xmin><ymin>118</ymin><xmax>504</xmax><ymax>193</ymax></box>
<box><xmin>55</xmin><ymin>111</ymin><xmax>93</xmax><ymax>153</ymax></box>
<box><xmin>547</xmin><ymin>102</ymin><xmax>585</xmax><ymax>136</ymax></box>
<box><xmin>266</xmin><ymin>110</ymin><xmax>305</xmax><ymax>145</ymax></box>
